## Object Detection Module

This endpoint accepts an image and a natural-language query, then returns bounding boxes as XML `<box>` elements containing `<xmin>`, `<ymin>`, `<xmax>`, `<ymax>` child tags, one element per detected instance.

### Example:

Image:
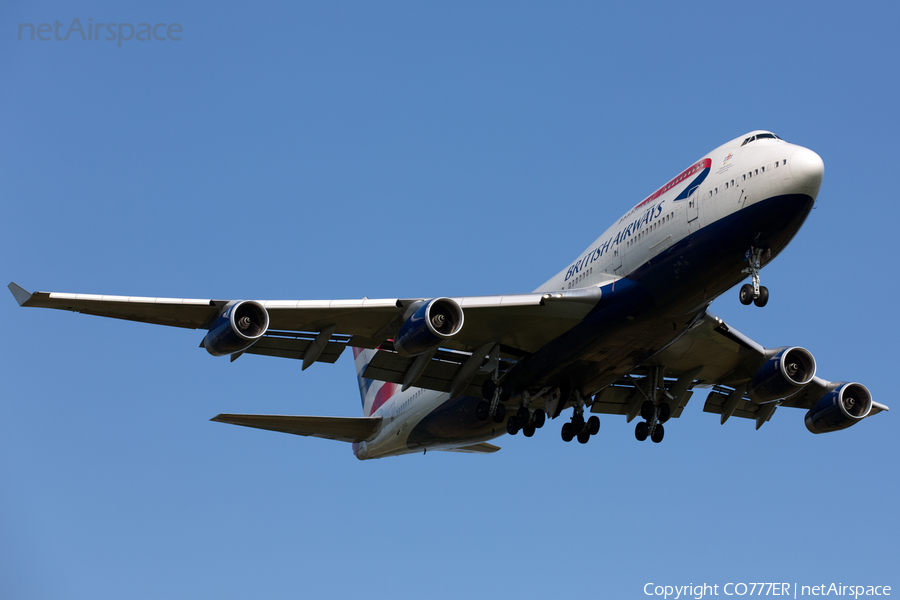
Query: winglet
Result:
<box><xmin>8</xmin><ymin>282</ymin><xmax>33</xmax><ymax>307</ymax></box>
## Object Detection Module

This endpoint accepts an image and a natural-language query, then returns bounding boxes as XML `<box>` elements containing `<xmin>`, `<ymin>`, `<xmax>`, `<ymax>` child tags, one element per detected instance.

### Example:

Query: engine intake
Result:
<box><xmin>203</xmin><ymin>300</ymin><xmax>269</xmax><ymax>357</ymax></box>
<box><xmin>746</xmin><ymin>347</ymin><xmax>816</xmax><ymax>402</ymax></box>
<box><xmin>394</xmin><ymin>298</ymin><xmax>464</xmax><ymax>357</ymax></box>
<box><xmin>805</xmin><ymin>383</ymin><xmax>873</xmax><ymax>434</ymax></box>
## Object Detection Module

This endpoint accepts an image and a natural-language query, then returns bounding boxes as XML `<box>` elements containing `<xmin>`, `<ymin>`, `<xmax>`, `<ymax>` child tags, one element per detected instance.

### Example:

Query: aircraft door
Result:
<box><xmin>687</xmin><ymin>188</ymin><xmax>700</xmax><ymax>223</ymax></box>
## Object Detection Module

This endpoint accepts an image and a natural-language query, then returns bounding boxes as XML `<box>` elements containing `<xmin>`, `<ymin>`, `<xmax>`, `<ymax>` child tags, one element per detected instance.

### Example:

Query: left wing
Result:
<box><xmin>591</xmin><ymin>311</ymin><xmax>888</xmax><ymax>431</ymax></box>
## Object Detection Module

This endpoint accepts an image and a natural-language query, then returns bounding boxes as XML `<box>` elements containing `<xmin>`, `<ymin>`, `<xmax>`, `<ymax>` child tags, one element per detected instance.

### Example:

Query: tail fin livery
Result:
<box><xmin>352</xmin><ymin>347</ymin><xmax>400</xmax><ymax>417</ymax></box>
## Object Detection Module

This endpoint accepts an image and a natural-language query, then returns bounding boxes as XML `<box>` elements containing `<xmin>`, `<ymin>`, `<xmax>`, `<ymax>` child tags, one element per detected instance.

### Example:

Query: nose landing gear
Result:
<box><xmin>740</xmin><ymin>246</ymin><xmax>769</xmax><ymax>307</ymax></box>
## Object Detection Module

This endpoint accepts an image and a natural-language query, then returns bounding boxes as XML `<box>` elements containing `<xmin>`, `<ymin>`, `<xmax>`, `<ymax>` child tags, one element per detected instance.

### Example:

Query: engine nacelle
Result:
<box><xmin>203</xmin><ymin>300</ymin><xmax>269</xmax><ymax>357</ymax></box>
<box><xmin>394</xmin><ymin>298</ymin><xmax>464</xmax><ymax>357</ymax></box>
<box><xmin>746</xmin><ymin>346</ymin><xmax>816</xmax><ymax>402</ymax></box>
<box><xmin>805</xmin><ymin>382</ymin><xmax>873</xmax><ymax>434</ymax></box>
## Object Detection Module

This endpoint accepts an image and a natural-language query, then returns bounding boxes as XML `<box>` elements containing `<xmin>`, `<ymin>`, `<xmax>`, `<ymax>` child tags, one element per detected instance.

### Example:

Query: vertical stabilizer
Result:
<box><xmin>352</xmin><ymin>347</ymin><xmax>400</xmax><ymax>417</ymax></box>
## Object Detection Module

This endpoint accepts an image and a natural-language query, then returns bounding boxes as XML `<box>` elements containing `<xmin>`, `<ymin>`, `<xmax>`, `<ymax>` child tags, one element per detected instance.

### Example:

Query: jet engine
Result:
<box><xmin>203</xmin><ymin>300</ymin><xmax>269</xmax><ymax>357</ymax></box>
<box><xmin>746</xmin><ymin>347</ymin><xmax>816</xmax><ymax>402</ymax></box>
<box><xmin>805</xmin><ymin>382</ymin><xmax>873</xmax><ymax>434</ymax></box>
<box><xmin>394</xmin><ymin>298</ymin><xmax>464</xmax><ymax>357</ymax></box>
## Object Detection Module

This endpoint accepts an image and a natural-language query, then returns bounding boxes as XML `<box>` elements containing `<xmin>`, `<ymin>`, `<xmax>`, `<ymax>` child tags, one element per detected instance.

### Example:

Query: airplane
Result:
<box><xmin>9</xmin><ymin>130</ymin><xmax>888</xmax><ymax>459</ymax></box>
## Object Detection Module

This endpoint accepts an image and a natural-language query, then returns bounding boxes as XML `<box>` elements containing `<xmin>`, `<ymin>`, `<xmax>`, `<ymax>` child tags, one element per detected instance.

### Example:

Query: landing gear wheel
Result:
<box><xmin>571</xmin><ymin>412</ymin><xmax>585</xmax><ymax>433</ymax></box>
<box><xmin>739</xmin><ymin>284</ymin><xmax>755</xmax><ymax>305</ymax></box>
<box><xmin>492</xmin><ymin>403</ymin><xmax>506</xmax><ymax>424</ymax></box>
<box><xmin>587</xmin><ymin>415</ymin><xmax>600</xmax><ymax>436</ymax></box>
<box><xmin>475</xmin><ymin>401</ymin><xmax>490</xmax><ymax>421</ymax></box>
<box><xmin>561</xmin><ymin>422</ymin><xmax>575</xmax><ymax>442</ymax></box>
<box><xmin>754</xmin><ymin>286</ymin><xmax>769</xmax><ymax>307</ymax></box>
<box><xmin>499</xmin><ymin>385</ymin><xmax>512</xmax><ymax>402</ymax></box>
<box><xmin>523</xmin><ymin>425</ymin><xmax>536</xmax><ymax>438</ymax></box>
<box><xmin>481</xmin><ymin>380</ymin><xmax>496</xmax><ymax>401</ymax></box>
<box><xmin>651</xmin><ymin>423</ymin><xmax>665</xmax><ymax>443</ymax></box>
<box><xmin>577</xmin><ymin>430</ymin><xmax>591</xmax><ymax>444</ymax></box>
<box><xmin>516</xmin><ymin>406</ymin><xmax>531</xmax><ymax>428</ymax></box>
<box><xmin>635</xmin><ymin>421</ymin><xmax>649</xmax><ymax>441</ymax></box>
<box><xmin>640</xmin><ymin>400</ymin><xmax>655</xmax><ymax>421</ymax></box>
<box><xmin>506</xmin><ymin>416</ymin><xmax>519</xmax><ymax>436</ymax></box>
<box><xmin>533</xmin><ymin>409</ymin><xmax>546</xmax><ymax>429</ymax></box>
<box><xmin>657</xmin><ymin>402</ymin><xmax>671</xmax><ymax>424</ymax></box>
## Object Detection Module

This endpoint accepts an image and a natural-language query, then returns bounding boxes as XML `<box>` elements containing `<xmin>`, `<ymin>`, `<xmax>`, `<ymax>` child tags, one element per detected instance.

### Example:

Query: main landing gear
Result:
<box><xmin>632</xmin><ymin>366</ymin><xmax>670</xmax><ymax>444</ymax></box>
<box><xmin>476</xmin><ymin>379</ymin><xmax>509</xmax><ymax>424</ymax></box>
<box><xmin>635</xmin><ymin>400</ymin><xmax>669</xmax><ymax>444</ymax></box>
<box><xmin>560</xmin><ymin>391</ymin><xmax>601</xmax><ymax>444</ymax></box>
<box><xmin>739</xmin><ymin>246</ymin><xmax>769</xmax><ymax>307</ymax></box>
<box><xmin>506</xmin><ymin>405</ymin><xmax>546</xmax><ymax>437</ymax></box>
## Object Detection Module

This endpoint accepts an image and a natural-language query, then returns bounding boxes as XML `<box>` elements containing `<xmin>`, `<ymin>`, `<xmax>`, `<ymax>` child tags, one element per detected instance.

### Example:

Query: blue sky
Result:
<box><xmin>2</xmin><ymin>2</ymin><xmax>898</xmax><ymax>598</ymax></box>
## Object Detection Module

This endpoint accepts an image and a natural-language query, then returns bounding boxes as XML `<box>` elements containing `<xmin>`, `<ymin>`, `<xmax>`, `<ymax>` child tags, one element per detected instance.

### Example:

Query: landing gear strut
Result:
<box><xmin>740</xmin><ymin>246</ymin><xmax>769</xmax><ymax>307</ymax></box>
<box><xmin>478</xmin><ymin>376</ymin><xmax>510</xmax><ymax>424</ymax></box>
<box><xmin>633</xmin><ymin>367</ymin><xmax>669</xmax><ymax>444</ymax></box>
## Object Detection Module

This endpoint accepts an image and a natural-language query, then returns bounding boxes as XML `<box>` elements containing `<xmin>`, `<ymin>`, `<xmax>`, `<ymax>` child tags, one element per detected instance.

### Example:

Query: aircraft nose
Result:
<box><xmin>789</xmin><ymin>147</ymin><xmax>824</xmax><ymax>198</ymax></box>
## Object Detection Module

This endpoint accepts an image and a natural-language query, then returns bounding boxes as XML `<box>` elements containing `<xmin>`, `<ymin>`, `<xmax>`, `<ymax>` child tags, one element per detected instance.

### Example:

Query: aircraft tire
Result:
<box><xmin>523</xmin><ymin>425</ymin><xmax>536</xmax><ymax>438</ymax></box>
<box><xmin>561</xmin><ymin>422</ymin><xmax>575</xmax><ymax>442</ymax></box>
<box><xmin>657</xmin><ymin>402</ymin><xmax>671</xmax><ymax>423</ymax></box>
<box><xmin>587</xmin><ymin>415</ymin><xmax>600</xmax><ymax>435</ymax></box>
<box><xmin>572</xmin><ymin>412</ymin><xmax>585</xmax><ymax>433</ymax></box>
<box><xmin>492</xmin><ymin>403</ymin><xmax>506</xmax><ymax>424</ymax></box>
<box><xmin>635</xmin><ymin>421</ymin><xmax>649</xmax><ymax>441</ymax></box>
<box><xmin>640</xmin><ymin>400</ymin><xmax>655</xmax><ymax>421</ymax></box>
<box><xmin>651</xmin><ymin>423</ymin><xmax>665</xmax><ymax>443</ymax></box>
<box><xmin>481</xmin><ymin>380</ymin><xmax>496</xmax><ymax>400</ymax></box>
<box><xmin>516</xmin><ymin>406</ymin><xmax>530</xmax><ymax>427</ymax></box>
<box><xmin>577</xmin><ymin>430</ymin><xmax>591</xmax><ymax>444</ymax></box>
<box><xmin>739</xmin><ymin>284</ymin><xmax>755</xmax><ymax>305</ymax></box>
<box><xmin>506</xmin><ymin>416</ymin><xmax>519</xmax><ymax>436</ymax></box>
<box><xmin>754</xmin><ymin>286</ymin><xmax>769</xmax><ymax>307</ymax></box>
<box><xmin>533</xmin><ymin>409</ymin><xmax>546</xmax><ymax>429</ymax></box>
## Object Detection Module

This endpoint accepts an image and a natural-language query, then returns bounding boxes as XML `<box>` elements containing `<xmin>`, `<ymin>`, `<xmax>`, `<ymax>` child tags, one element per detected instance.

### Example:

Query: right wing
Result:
<box><xmin>9</xmin><ymin>282</ymin><xmax>608</xmax><ymax>395</ymax></box>
<box><xmin>9</xmin><ymin>282</ymin><xmax>602</xmax><ymax>355</ymax></box>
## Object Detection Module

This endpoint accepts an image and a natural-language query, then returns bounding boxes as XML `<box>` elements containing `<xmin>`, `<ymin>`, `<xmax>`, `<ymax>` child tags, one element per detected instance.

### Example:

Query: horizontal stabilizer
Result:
<box><xmin>437</xmin><ymin>442</ymin><xmax>500</xmax><ymax>454</ymax></box>
<box><xmin>211</xmin><ymin>414</ymin><xmax>381</xmax><ymax>443</ymax></box>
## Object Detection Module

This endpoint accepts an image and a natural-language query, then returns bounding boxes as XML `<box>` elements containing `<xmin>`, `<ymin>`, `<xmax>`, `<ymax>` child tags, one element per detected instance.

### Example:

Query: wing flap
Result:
<box><xmin>702</xmin><ymin>390</ymin><xmax>771</xmax><ymax>422</ymax></box>
<box><xmin>210</xmin><ymin>414</ymin><xmax>382</xmax><ymax>443</ymax></box>
<box><xmin>239</xmin><ymin>331</ymin><xmax>350</xmax><ymax>364</ymax></box>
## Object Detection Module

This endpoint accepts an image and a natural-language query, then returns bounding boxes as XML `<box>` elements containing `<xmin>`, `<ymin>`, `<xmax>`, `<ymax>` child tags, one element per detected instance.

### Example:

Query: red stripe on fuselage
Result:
<box><xmin>633</xmin><ymin>158</ymin><xmax>711</xmax><ymax>211</ymax></box>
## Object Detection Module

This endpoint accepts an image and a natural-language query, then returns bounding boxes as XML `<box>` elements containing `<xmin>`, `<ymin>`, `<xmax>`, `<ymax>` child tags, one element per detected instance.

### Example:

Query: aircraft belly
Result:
<box><xmin>404</xmin><ymin>395</ymin><xmax>504</xmax><ymax>450</ymax></box>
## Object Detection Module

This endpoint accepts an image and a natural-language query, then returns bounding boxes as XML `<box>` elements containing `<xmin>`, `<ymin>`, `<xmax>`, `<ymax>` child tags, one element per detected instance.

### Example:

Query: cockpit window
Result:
<box><xmin>741</xmin><ymin>133</ymin><xmax>782</xmax><ymax>146</ymax></box>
